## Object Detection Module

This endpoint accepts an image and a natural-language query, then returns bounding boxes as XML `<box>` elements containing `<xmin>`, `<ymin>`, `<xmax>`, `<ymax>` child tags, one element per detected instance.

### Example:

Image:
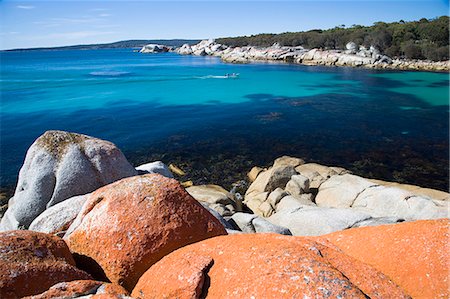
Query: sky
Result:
<box><xmin>0</xmin><ymin>0</ymin><xmax>448</xmax><ymax>50</ymax></box>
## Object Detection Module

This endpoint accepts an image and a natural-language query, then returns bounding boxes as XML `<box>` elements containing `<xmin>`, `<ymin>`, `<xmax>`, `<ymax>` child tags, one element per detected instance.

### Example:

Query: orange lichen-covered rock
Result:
<box><xmin>321</xmin><ymin>219</ymin><xmax>449</xmax><ymax>299</ymax></box>
<box><xmin>86</xmin><ymin>294</ymin><xmax>131</xmax><ymax>299</ymax></box>
<box><xmin>22</xmin><ymin>280</ymin><xmax>128</xmax><ymax>299</ymax></box>
<box><xmin>64</xmin><ymin>174</ymin><xmax>227</xmax><ymax>291</ymax></box>
<box><xmin>0</xmin><ymin>230</ymin><xmax>91</xmax><ymax>298</ymax></box>
<box><xmin>132</xmin><ymin>234</ymin><xmax>409</xmax><ymax>298</ymax></box>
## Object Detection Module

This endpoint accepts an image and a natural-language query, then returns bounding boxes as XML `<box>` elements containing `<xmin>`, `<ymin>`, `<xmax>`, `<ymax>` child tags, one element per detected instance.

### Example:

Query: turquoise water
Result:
<box><xmin>2</xmin><ymin>50</ymin><xmax>363</xmax><ymax>114</ymax></box>
<box><xmin>371</xmin><ymin>72</ymin><xmax>449</xmax><ymax>107</ymax></box>
<box><xmin>1</xmin><ymin>49</ymin><xmax>449</xmax><ymax>192</ymax></box>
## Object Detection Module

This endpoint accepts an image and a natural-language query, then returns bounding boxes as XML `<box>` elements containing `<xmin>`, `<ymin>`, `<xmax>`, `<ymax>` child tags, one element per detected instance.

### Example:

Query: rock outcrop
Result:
<box><xmin>175</xmin><ymin>39</ymin><xmax>450</xmax><ymax>72</ymax></box>
<box><xmin>175</xmin><ymin>39</ymin><xmax>225</xmax><ymax>57</ymax></box>
<box><xmin>244</xmin><ymin>164</ymin><xmax>298</xmax><ymax>217</ymax></box>
<box><xmin>132</xmin><ymin>234</ymin><xmax>409</xmax><ymax>298</ymax></box>
<box><xmin>243</xmin><ymin>157</ymin><xmax>448</xmax><ymax>236</ymax></box>
<box><xmin>64</xmin><ymin>174</ymin><xmax>227</xmax><ymax>291</ymax></box>
<box><xmin>176</xmin><ymin>43</ymin><xmax>194</xmax><ymax>55</ymax></box>
<box><xmin>139</xmin><ymin>44</ymin><xmax>171</xmax><ymax>53</ymax></box>
<box><xmin>322</xmin><ymin>219</ymin><xmax>449</xmax><ymax>299</ymax></box>
<box><xmin>0</xmin><ymin>230</ymin><xmax>91</xmax><ymax>298</ymax></box>
<box><xmin>1</xmin><ymin>128</ymin><xmax>448</xmax><ymax>298</ymax></box>
<box><xmin>0</xmin><ymin>130</ymin><xmax>137</xmax><ymax>231</ymax></box>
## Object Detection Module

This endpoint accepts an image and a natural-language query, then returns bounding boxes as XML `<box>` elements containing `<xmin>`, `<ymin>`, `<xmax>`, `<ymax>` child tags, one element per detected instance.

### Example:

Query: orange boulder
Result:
<box><xmin>86</xmin><ymin>295</ymin><xmax>130</xmax><ymax>299</ymax></box>
<box><xmin>0</xmin><ymin>230</ymin><xmax>91</xmax><ymax>298</ymax></box>
<box><xmin>22</xmin><ymin>280</ymin><xmax>128</xmax><ymax>299</ymax></box>
<box><xmin>132</xmin><ymin>234</ymin><xmax>409</xmax><ymax>298</ymax></box>
<box><xmin>64</xmin><ymin>174</ymin><xmax>227</xmax><ymax>291</ymax></box>
<box><xmin>321</xmin><ymin>219</ymin><xmax>449</xmax><ymax>298</ymax></box>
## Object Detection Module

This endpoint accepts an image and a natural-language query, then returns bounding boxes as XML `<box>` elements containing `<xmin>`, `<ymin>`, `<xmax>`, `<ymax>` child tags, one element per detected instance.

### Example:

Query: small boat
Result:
<box><xmin>225</xmin><ymin>73</ymin><xmax>240</xmax><ymax>79</ymax></box>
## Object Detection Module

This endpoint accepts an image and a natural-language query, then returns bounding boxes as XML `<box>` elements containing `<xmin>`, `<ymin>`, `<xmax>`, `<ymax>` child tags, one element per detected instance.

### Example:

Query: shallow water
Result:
<box><xmin>1</xmin><ymin>49</ymin><xmax>448</xmax><ymax>193</ymax></box>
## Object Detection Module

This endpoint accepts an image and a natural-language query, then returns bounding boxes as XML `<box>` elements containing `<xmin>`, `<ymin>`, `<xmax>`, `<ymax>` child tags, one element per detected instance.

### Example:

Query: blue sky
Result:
<box><xmin>0</xmin><ymin>0</ymin><xmax>448</xmax><ymax>50</ymax></box>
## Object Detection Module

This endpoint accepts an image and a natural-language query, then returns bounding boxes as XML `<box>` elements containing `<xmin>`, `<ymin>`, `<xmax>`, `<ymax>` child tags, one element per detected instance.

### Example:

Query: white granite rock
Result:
<box><xmin>346</xmin><ymin>42</ymin><xmax>357</xmax><ymax>53</ymax></box>
<box><xmin>352</xmin><ymin>186</ymin><xmax>449</xmax><ymax>220</ymax></box>
<box><xmin>267</xmin><ymin>188</ymin><xmax>288</xmax><ymax>208</ymax></box>
<box><xmin>351</xmin><ymin>217</ymin><xmax>405</xmax><ymax>228</ymax></box>
<box><xmin>176</xmin><ymin>43</ymin><xmax>193</xmax><ymax>55</ymax></box>
<box><xmin>272</xmin><ymin>156</ymin><xmax>305</xmax><ymax>168</ymax></box>
<box><xmin>230</xmin><ymin>212</ymin><xmax>291</xmax><ymax>235</ymax></box>
<box><xmin>275</xmin><ymin>195</ymin><xmax>315</xmax><ymax>212</ymax></box>
<box><xmin>244</xmin><ymin>165</ymin><xmax>297</xmax><ymax>216</ymax></box>
<box><xmin>187</xmin><ymin>185</ymin><xmax>237</xmax><ymax>216</ymax></box>
<box><xmin>178</xmin><ymin>40</ymin><xmax>449</xmax><ymax>71</ymax></box>
<box><xmin>136</xmin><ymin>161</ymin><xmax>173</xmax><ymax>178</ymax></box>
<box><xmin>285</xmin><ymin>174</ymin><xmax>310</xmax><ymax>197</ymax></box>
<box><xmin>268</xmin><ymin>205</ymin><xmax>371</xmax><ymax>236</ymax></box>
<box><xmin>295</xmin><ymin>163</ymin><xmax>349</xmax><ymax>189</ymax></box>
<box><xmin>29</xmin><ymin>194</ymin><xmax>87</xmax><ymax>235</ymax></box>
<box><xmin>0</xmin><ymin>131</ymin><xmax>137</xmax><ymax>230</ymax></box>
<box><xmin>139</xmin><ymin>44</ymin><xmax>170</xmax><ymax>53</ymax></box>
<box><xmin>200</xmin><ymin>203</ymin><xmax>235</xmax><ymax>230</ymax></box>
<box><xmin>315</xmin><ymin>174</ymin><xmax>377</xmax><ymax>208</ymax></box>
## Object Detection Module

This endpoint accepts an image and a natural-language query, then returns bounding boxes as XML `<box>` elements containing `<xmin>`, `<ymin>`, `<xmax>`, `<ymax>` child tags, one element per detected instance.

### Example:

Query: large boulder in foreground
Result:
<box><xmin>22</xmin><ymin>280</ymin><xmax>128</xmax><ymax>299</ymax></box>
<box><xmin>64</xmin><ymin>174</ymin><xmax>227</xmax><ymax>291</ymax></box>
<box><xmin>0</xmin><ymin>130</ymin><xmax>137</xmax><ymax>231</ymax></box>
<box><xmin>132</xmin><ymin>234</ymin><xmax>408</xmax><ymax>298</ymax></box>
<box><xmin>322</xmin><ymin>219</ymin><xmax>449</xmax><ymax>299</ymax></box>
<box><xmin>0</xmin><ymin>230</ymin><xmax>91</xmax><ymax>298</ymax></box>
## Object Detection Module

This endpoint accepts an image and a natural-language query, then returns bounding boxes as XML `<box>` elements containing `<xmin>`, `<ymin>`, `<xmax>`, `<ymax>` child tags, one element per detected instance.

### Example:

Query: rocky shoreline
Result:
<box><xmin>0</xmin><ymin>130</ymin><xmax>448</xmax><ymax>298</ymax></box>
<box><xmin>141</xmin><ymin>40</ymin><xmax>450</xmax><ymax>72</ymax></box>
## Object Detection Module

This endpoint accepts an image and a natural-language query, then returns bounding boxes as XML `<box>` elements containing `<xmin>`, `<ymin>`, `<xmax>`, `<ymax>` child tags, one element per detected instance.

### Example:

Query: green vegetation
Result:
<box><xmin>217</xmin><ymin>16</ymin><xmax>449</xmax><ymax>61</ymax></box>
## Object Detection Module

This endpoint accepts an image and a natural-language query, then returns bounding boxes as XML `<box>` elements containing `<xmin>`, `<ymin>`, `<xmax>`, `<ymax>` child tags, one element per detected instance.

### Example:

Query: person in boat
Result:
<box><xmin>224</xmin><ymin>73</ymin><xmax>239</xmax><ymax>78</ymax></box>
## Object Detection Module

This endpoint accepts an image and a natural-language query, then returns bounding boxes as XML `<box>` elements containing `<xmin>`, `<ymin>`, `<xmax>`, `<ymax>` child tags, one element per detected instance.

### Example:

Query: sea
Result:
<box><xmin>1</xmin><ymin>49</ymin><xmax>449</xmax><ymax>194</ymax></box>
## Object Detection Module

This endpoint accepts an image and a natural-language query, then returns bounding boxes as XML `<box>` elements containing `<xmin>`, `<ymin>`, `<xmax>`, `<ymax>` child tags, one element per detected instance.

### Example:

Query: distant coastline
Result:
<box><xmin>2</xmin><ymin>39</ymin><xmax>200</xmax><ymax>52</ymax></box>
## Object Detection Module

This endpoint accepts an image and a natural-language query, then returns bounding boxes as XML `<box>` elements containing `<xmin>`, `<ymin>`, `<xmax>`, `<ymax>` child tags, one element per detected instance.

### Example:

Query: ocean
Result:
<box><xmin>1</xmin><ymin>49</ymin><xmax>449</xmax><ymax>193</ymax></box>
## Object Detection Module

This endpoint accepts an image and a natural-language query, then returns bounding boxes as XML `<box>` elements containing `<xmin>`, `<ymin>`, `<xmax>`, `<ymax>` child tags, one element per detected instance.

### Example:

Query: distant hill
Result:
<box><xmin>217</xmin><ymin>16</ymin><xmax>449</xmax><ymax>61</ymax></box>
<box><xmin>5</xmin><ymin>39</ymin><xmax>201</xmax><ymax>52</ymax></box>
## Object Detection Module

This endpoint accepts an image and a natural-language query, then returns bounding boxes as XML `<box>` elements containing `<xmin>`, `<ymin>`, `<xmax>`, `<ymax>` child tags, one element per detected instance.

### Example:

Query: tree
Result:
<box><xmin>216</xmin><ymin>16</ymin><xmax>449</xmax><ymax>61</ymax></box>
<box><xmin>365</xmin><ymin>29</ymin><xmax>392</xmax><ymax>51</ymax></box>
<box><xmin>385</xmin><ymin>45</ymin><xmax>401</xmax><ymax>58</ymax></box>
<box><xmin>401</xmin><ymin>41</ymin><xmax>423</xmax><ymax>59</ymax></box>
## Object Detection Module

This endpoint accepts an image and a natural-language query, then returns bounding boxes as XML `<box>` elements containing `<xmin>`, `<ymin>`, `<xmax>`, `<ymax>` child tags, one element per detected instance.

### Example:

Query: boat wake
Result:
<box><xmin>196</xmin><ymin>73</ymin><xmax>240</xmax><ymax>79</ymax></box>
<box><xmin>89</xmin><ymin>71</ymin><xmax>131</xmax><ymax>77</ymax></box>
